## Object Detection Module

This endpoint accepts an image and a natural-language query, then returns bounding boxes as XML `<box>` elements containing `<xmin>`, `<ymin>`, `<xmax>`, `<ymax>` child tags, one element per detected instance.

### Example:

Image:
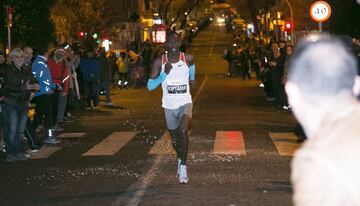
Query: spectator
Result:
<box><xmin>269</xmin><ymin>42</ymin><xmax>286</xmax><ymax>109</ymax></box>
<box><xmin>286</xmin><ymin>34</ymin><xmax>360</xmax><ymax>205</ymax></box>
<box><xmin>97</xmin><ymin>47</ymin><xmax>113</xmax><ymax>106</ymax></box>
<box><xmin>116</xmin><ymin>51</ymin><xmax>130</xmax><ymax>89</ymax></box>
<box><xmin>0</xmin><ymin>50</ymin><xmax>6</xmax><ymax>152</ymax></box>
<box><xmin>23</xmin><ymin>46</ymin><xmax>45</xmax><ymax>152</ymax></box>
<box><xmin>80</xmin><ymin>49</ymin><xmax>100</xmax><ymax>109</ymax></box>
<box><xmin>48</xmin><ymin>48</ymin><xmax>69</xmax><ymax>129</ymax></box>
<box><xmin>65</xmin><ymin>45</ymin><xmax>81</xmax><ymax>111</ymax></box>
<box><xmin>32</xmin><ymin>46</ymin><xmax>61</xmax><ymax>144</ymax></box>
<box><xmin>3</xmin><ymin>48</ymin><xmax>38</xmax><ymax>162</ymax></box>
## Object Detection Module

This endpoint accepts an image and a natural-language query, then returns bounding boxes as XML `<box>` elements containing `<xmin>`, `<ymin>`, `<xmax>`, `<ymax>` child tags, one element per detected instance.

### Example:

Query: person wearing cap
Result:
<box><xmin>48</xmin><ymin>48</ymin><xmax>69</xmax><ymax>129</ymax></box>
<box><xmin>286</xmin><ymin>34</ymin><xmax>360</xmax><ymax>205</ymax></box>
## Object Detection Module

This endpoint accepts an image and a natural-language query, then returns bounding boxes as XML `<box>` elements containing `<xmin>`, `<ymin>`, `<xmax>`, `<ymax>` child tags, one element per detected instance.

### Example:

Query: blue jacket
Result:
<box><xmin>80</xmin><ymin>58</ymin><xmax>100</xmax><ymax>81</ymax></box>
<box><xmin>32</xmin><ymin>55</ymin><xmax>56</xmax><ymax>96</ymax></box>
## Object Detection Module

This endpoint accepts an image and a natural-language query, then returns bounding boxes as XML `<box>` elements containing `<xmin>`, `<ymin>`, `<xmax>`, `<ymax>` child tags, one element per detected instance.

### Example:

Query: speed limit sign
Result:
<box><xmin>310</xmin><ymin>1</ymin><xmax>331</xmax><ymax>22</ymax></box>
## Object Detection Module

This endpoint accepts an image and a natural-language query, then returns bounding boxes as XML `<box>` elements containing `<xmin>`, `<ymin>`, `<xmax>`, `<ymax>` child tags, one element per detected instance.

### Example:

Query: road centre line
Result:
<box><xmin>208</xmin><ymin>33</ymin><xmax>217</xmax><ymax>58</ymax></box>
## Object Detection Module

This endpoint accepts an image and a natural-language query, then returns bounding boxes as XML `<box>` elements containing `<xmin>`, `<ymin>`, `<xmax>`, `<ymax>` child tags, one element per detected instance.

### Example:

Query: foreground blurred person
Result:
<box><xmin>286</xmin><ymin>35</ymin><xmax>360</xmax><ymax>205</ymax></box>
<box><xmin>3</xmin><ymin>48</ymin><xmax>39</xmax><ymax>162</ymax></box>
<box><xmin>147</xmin><ymin>32</ymin><xmax>196</xmax><ymax>184</ymax></box>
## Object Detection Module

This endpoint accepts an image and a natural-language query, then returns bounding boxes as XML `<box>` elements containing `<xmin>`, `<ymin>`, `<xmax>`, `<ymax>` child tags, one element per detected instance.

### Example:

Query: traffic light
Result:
<box><xmin>78</xmin><ymin>31</ymin><xmax>85</xmax><ymax>37</ymax></box>
<box><xmin>284</xmin><ymin>21</ymin><xmax>293</xmax><ymax>33</ymax></box>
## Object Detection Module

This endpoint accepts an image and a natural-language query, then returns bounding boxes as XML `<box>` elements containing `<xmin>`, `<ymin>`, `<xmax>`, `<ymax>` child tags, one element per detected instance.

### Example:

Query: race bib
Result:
<box><xmin>167</xmin><ymin>84</ymin><xmax>187</xmax><ymax>94</ymax></box>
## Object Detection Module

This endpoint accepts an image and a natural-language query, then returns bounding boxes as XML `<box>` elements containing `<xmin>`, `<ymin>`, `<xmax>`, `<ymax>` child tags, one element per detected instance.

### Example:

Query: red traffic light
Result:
<box><xmin>284</xmin><ymin>21</ymin><xmax>293</xmax><ymax>32</ymax></box>
<box><xmin>79</xmin><ymin>32</ymin><xmax>85</xmax><ymax>37</ymax></box>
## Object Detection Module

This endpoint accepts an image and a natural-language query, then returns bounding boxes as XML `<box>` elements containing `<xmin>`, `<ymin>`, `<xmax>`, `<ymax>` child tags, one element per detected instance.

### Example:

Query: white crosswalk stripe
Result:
<box><xmin>148</xmin><ymin>131</ymin><xmax>176</xmax><ymax>155</ymax></box>
<box><xmin>82</xmin><ymin>131</ymin><xmax>138</xmax><ymax>156</ymax></box>
<box><xmin>269</xmin><ymin>132</ymin><xmax>301</xmax><ymax>156</ymax></box>
<box><xmin>213</xmin><ymin>131</ymin><xmax>246</xmax><ymax>155</ymax></box>
<box><xmin>57</xmin><ymin>132</ymin><xmax>87</xmax><ymax>139</ymax></box>
<box><xmin>29</xmin><ymin>146</ymin><xmax>62</xmax><ymax>159</ymax></box>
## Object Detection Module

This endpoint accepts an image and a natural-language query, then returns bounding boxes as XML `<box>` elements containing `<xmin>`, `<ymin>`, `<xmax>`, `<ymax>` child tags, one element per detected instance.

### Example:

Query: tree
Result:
<box><xmin>5</xmin><ymin>0</ymin><xmax>55</xmax><ymax>49</ymax></box>
<box><xmin>51</xmin><ymin>0</ymin><xmax>107</xmax><ymax>45</ymax></box>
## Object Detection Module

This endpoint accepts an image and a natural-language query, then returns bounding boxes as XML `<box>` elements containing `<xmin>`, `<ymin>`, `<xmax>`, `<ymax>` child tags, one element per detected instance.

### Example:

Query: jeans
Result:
<box><xmin>57</xmin><ymin>93</ymin><xmax>68</xmax><ymax>123</ymax></box>
<box><xmin>84</xmin><ymin>80</ymin><xmax>99</xmax><ymax>107</ymax></box>
<box><xmin>33</xmin><ymin>94</ymin><xmax>53</xmax><ymax>130</ymax></box>
<box><xmin>4</xmin><ymin>102</ymin><xmax>28</xmax><ymax>155</ymax></box>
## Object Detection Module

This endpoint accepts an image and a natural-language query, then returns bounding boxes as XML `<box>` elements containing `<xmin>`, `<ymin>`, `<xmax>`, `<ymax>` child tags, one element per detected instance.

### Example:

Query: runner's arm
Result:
<box><xmin>186</xmin><ymin>54</ymin><xmax>196</xmax><ymax>88</ymax></box>
<box><xmin>189</xmin><ymin>64</ymin><xmax>195</xmax><ymax>81</ymax></box>
<box><xmin>147</xmin><ymin>58</ymin><xmax>167</xmax><ymax>91</ymax></box>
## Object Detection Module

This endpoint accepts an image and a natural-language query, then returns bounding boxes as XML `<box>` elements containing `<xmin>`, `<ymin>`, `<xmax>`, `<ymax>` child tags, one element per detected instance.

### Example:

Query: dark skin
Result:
<box><xmin>149</xmin><ymin>34</ymin><xmax>196</xmax><ymax>89</ymax></box>
<box><xmin>149</xmin><ymin>33</ymin><xmax>195</xmax><ymax>165</ymax></box>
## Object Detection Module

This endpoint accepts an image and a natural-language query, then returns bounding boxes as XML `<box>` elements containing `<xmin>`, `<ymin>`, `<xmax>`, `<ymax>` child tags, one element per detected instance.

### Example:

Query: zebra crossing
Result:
<box><xmin>27</xmin><ymin>130</ymin><xmax>303</xmax><ymax>159</ymax></box>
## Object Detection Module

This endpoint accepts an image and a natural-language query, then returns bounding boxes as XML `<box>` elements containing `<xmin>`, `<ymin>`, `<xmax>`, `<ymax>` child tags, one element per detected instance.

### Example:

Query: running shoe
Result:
<box><xmin>51</xmin><ymin>124</ymin><xmax>63</xmax><ymax>132</ymax></box>
<box><xmin>15</xmin><ymin>153</ymin><xmax>30</xmax><ymax>161</ymax></box>
<box><xmin>30</xmin><ymin>144</ymin><xmax>46</xmax><ymax>153</ymax></box>
<box><xmin>44</xmin><ymin>138</ymin><xmax>60</xmax><ymax>144</ymax></box>
<box><xmin>179</xmin><ymin>165</ymin><xmax>189</xmax><ymax>184</ymax></box>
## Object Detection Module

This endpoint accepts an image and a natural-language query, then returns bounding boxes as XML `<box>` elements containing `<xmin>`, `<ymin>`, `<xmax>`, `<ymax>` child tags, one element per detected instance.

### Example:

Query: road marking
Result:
<box><xmin>208</xmin><ymin>33</ymin><xmax>217</xmax><ymax>58</ymax></box>
<box><xmin>269</xmin><ymin>132</ymin><xmax>301</xmax><ymax>156</ymax></box>
<box><xmin>213</xmin><ymin>131</ymin><xmax>246</xmax><ymax>155</ymax></box>
<box><xmin>29</xmin><ymin>146</ymin><xmax>62</xmax><ymax>159</ymax></box>
<box><xmin>57</xmin><ymin>132</ymin><xmax>87</xmax><ymax>139</ymax></box>
<box><xmin>111</xmin><ymin>155</ymin><xmax>164</xmax><ymax>206</ymax></box>
<box><xmin>148</xmin><ymin>131</ymin><xmax>176</xmax><ymax>155</ymax></box>
<box><xmin>193</xmin><ymin>75</ymin><xmax>208</xmax><ymax>103</ymax></box>
<box><xmin>82</xmin><ymin>132</ymin><xmax>138</xmax><ymax>156</ymax></box>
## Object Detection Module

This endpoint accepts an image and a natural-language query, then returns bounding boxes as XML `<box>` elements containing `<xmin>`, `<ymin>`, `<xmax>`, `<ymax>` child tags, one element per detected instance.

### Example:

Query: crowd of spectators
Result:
<box><xmin>0</xmin><ymin>41</ymin><xmax>162</xmax><ymax>162</ymax></box>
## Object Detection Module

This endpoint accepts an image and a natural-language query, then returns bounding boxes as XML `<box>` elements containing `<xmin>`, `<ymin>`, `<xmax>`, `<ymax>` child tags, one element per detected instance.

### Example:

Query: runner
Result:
<box><xmin>147</xmin><ymin>32</ymin><xmax>196</xmax><ymax>184</ymax></box>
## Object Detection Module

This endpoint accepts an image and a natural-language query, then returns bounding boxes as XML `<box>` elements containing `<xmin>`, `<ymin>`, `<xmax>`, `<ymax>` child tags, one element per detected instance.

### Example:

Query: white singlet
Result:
<box><xmin>161</xmin><ymin>52</ymin><xmax>192</xmax><ymax>109</ymax></box>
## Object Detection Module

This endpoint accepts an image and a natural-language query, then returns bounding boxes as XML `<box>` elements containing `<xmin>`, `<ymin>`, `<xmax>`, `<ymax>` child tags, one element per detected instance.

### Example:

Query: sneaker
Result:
<box><xmin>51</xmin><ymin>124</ymin><xmax>63</xmax><ymax>132</ymax></box>
<box><xmin>15</xmin><ymin>153</ymin><xmax>30</xmax><ymax>161</ymax></box>
<box><xmin>2</xmin><ymin>145</ymin><xmax>6</xmax><ymax>153</ymax></box>
<box><xmin>44</xmin><ymin>138</ymin><xmax>60</xmax><ymax>144</ymax></box>
<box><xmin>30</xmin><ymin>144</ymin><xmax>46</xmax><ymax>153</ymax></box>
<box><xmin>6</xmin><ymin>154</ymin><xmax>16</xmax><ymax>163</ymax></box>
<box><xmin>63</xmin><ymin>117</ymin><xmax>74</xmax><ymax>123</ymax></box>
<box><xmin>106</xmin><ymin>102</ymin><xmax>113</xmax><ymax>106</ymax></box>
<box><xmin>179</xmin><ymin>165</ymin><xmax>189</xmax><ymax>184</ymax></box>
<box><xmin>177</xmin><ymin>159</ymin><xmax>181</xmax><ymax>175</ymax></box>
<box><xmin>283</xmin><ymin>105</ymin><xmax>289</xmax><ymax>110</ymax></box>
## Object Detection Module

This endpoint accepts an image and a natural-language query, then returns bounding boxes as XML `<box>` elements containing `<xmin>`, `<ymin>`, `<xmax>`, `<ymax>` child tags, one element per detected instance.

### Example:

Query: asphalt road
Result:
<box><xmin>0</xmin><ymin>24</ymin><xmax>298</xmax><ymax>206</ymax></box>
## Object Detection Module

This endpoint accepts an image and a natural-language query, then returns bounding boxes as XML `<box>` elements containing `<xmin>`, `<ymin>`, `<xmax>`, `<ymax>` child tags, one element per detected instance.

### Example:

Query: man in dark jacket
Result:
<box><xmin>97</xmin><ymin>47</ymin><xmax>113</xmax><ymax>106</ymax></box>
<box><xmin>80</xmin><ymin>49</ymin><xmax>100</xmax><ymax>109</ymax></box>
<box><xmin>3</xmin><ymin>48</ymin><xmax>38</xmax><ymax>162</ymax></box>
